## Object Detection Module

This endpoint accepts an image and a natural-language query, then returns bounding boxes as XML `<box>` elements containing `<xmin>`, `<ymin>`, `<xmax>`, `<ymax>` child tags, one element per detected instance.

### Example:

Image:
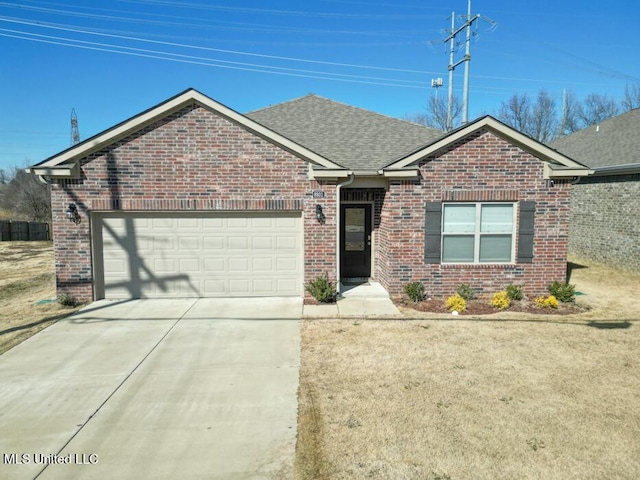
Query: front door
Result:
<box><xmin>340</xmin><ymin>204</ymin><xmax>372</xmax><ymax>278</ymax></box>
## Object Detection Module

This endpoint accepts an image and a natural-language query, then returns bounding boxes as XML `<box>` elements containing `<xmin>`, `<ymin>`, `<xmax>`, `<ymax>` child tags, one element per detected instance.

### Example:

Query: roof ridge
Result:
<box><xmin>249</xmin><ymin>94</ymin><xmax>441</xmax><ymax>134</ymax></box>
<box><xmin>246</xmin><ymin>94</ymin><xmax>318</xmax><ymax>115</ymax></box>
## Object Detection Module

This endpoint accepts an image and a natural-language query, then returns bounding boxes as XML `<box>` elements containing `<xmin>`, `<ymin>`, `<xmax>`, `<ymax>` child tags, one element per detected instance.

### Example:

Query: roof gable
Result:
<box><xmin>385</xmin><ymin>116</ymin><xmax>592</xmax><ymax>178</ymax></box>
<box><xmin>28</xmin><ymin>89</ymin><xmax>341</xmax><ymax>177</ymax></box>
<box><xmin>247</xmin><ymin>94</ymin><xmax>442</xmax><ymax>170</ymax></box>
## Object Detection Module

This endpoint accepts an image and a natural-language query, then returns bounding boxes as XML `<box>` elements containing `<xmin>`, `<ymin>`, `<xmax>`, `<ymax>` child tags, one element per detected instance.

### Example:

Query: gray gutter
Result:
<box><xmin>591</xmin><ymin>163</ymin><xmax>640</xmax><ymax>176</ymax></box>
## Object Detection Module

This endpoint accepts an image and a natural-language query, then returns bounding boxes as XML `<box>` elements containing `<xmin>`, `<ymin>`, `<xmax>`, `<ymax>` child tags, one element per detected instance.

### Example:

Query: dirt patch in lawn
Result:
<box><xmin>0</xmin><ymin>241</ymin><xmax>81</xmax><ymax>355</ymax></box>
<box><xmin>295</xmin><ymin>259</ymin><xmax>640</xmax><ymax>479</ymax></box>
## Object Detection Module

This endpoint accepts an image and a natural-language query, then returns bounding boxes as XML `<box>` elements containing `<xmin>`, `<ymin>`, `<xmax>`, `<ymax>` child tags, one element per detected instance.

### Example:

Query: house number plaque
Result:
<box><xmin>312</xmin><ymin>190</ymin><xmax>325</xmax><ymax>198</ymax></box>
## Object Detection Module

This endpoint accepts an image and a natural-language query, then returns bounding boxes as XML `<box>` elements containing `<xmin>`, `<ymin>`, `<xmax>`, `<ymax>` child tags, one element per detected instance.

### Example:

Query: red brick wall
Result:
<box><xmin>50</xmin><ymin>104</ymin><xmax>336</xmax><ymax>301</ymax></box>
<box><xmin>376</xmin><ymin>129</ymin><xmax>572</xmax><ymax>299</ymax></box>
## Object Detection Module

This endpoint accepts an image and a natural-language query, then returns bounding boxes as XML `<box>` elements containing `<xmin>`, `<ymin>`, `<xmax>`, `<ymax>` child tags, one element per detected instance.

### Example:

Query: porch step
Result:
<box><xmin>339</xmin><ymin>281</ymin><xmax>390</xmax><ymax>298</ymax></box>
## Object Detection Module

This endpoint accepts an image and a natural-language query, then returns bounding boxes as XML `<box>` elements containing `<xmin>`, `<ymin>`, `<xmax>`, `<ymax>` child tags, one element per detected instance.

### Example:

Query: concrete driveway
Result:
<box><xmin>0</xmin><ymin>298</ymin><xmax>302</xmax><ymax>480</ymax></box>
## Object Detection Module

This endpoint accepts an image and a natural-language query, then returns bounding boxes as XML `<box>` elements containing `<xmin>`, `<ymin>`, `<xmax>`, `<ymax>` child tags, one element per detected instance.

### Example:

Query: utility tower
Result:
<box><xmin>443</xmin><ymin>0</ymin><xmax>495</xmax><ymax>130</ymax></box>
<box><xmin>70</xmin><ymin>108</ymin><xmax>80</xmax><ymax>145</ymax></box>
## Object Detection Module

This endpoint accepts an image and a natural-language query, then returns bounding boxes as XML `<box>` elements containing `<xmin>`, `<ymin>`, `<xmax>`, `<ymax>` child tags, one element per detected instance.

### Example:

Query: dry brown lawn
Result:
<box><xmin>296</xmin><ymin>259</ymin><xmax>640</xmax><ymax>479</ymax></box>
<box><xmin>2</xmin><ymin>242</ymin><xmax>639</xmax><ymax>478</ymax></box>
<box><xmin>0</xmin><ymin>241</ymin><xmax>81</xmax><ymax>354</ymax></box>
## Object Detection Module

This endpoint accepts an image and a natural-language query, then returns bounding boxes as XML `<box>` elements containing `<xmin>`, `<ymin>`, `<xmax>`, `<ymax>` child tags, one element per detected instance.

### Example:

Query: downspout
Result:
<box><xmin>336</xmin><ymin>173</ymin><xmax>355</xmax><ymax>295</ymax></box>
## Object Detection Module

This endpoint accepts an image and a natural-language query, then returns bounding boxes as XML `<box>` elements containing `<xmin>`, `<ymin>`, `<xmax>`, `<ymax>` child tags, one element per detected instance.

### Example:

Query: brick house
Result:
<box><xmin>552</xmin><ymin>108</ymin><xmax>640</xmax><ymax>273</ymax></box>
<box><xmin>28</xmin><ymin>89</ymin><xmax>591</xmax><ymax>302</ymax></box>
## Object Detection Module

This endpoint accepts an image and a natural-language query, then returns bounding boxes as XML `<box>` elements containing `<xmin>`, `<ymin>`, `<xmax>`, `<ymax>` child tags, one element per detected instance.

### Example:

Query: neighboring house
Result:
<box><xmin>551</xmin><ymin>109</ymin><xmax>640</xmax><ymax>273</ymax></box>
<box><xmin>28</xmin><ymin>89</ymin><xmax>590</xmax><ymax>303</ymax></box>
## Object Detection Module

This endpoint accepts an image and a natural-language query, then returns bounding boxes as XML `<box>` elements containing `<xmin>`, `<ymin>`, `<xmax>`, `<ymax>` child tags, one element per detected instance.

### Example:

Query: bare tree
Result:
<box><xmin>530</xmin><ymin>90</ymin><xmax>558</xmax><ymax>144</ymax></box>
<box><xmin>0</xmin><ymin>168</ymin><xmax>9</xmax><ymax>185</ymax></box>
<box><xmin>558</xmin><ymin>90</ymin><xmax>582</xmax><ymax>136</ymax></box>
<box><xmin>578</xmin><ymin>93</ymin><xmax>619</xmax><ymax>126</ymax></box>
<box><xmin>0</xmin><ymin>168</ymin><xmax>51</xmax><ymax>222</ymax></box>
<box><xmin>622</xmin><ymin>82</ymin><xmax>640</xmax><ymax>111</ymax></box>
<box><xmin>497</xmin><ymin>93</ymin><xmax>531</xmax><ymax>134</ymax></box>
<box><xmin>497</xmin><ymin>91</ymin><xmax>561</xmax><ymax>142</ymax></box>
<box><xmin>406</xmin><ymin>94</ymin><xmax>462</xmax><ymax>131</ymax></box>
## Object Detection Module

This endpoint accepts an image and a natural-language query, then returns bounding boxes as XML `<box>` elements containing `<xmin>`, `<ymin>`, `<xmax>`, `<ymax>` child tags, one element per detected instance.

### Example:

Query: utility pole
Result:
<box><xmin>70</xmin><ymin>108</ymin><xmax>80</xmax><ymax>145</ymax></box>
<box><xmin>462</xmin><ymin>0</ymin><xmax>473</xmax><ymax>124</ymax></box>
<box><xmin>446</xmin><ymin>11</ymin><xmax>455</xmax><ymax>131</ymax></box>
<box><xmin>443</xmin><ymin>0</ymin><xmax>495</xmax><ymax>130</ymax></box>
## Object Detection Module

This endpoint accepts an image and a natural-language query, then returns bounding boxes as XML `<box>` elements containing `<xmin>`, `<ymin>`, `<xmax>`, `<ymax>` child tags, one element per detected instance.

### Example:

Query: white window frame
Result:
<box><xmin>441</xmin><ymin>202</ymin><xmax>517</xmax><ymax>264</ymax></box>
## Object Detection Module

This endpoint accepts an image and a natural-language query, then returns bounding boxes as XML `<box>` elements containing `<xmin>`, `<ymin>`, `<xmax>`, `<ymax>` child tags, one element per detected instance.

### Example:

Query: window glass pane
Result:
<box><xmin>443</xmin><ymin>205</ymin><xmax>476</xmax><ymax>233</ymax></box>
<box><xmin>479</xmin><ymin>235</ymin><xmax>512</xmax><ymax>262</ymax></box>
<box><xmin>442</xmin><ymin>235</ymin><xmax>474</xmax><ymax>262</ymax></box>
<box><xmin>344</xmin><ymin>208</ymin><xmax>365</xmax><ymax>251</ymax></box>
<box><xmin>481</xmin><ymin>204</ymin><xmax>513</xmax><ymax>233</ymax></box>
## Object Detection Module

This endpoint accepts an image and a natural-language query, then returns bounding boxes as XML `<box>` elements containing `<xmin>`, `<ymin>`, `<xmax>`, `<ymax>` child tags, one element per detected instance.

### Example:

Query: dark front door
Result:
<box><xmin>340</xmin><ymin>204</ymin><xmax>372</xmax><ymax>278</ymax></box>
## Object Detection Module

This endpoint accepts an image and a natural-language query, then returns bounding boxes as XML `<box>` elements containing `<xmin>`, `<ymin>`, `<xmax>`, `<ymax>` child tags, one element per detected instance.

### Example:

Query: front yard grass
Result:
<box><xmin>295</xmin><ymin>259</ymin><xmax>640</xmax><ymax>479</ymax></box>
<box><xmin>0</xmin><ymin>241</ymin><xmax>81</xmax><ymax>354</ymax></box>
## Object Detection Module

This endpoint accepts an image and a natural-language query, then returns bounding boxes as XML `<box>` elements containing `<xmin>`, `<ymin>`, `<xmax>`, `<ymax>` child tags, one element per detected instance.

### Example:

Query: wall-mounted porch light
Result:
<box><xmin>315</xmin><ymin>204</ymin><xmax>325</xmax><ymax>224</ymax></box>
<box><xmin>66</xmin><ymin>203</ymin><xmax>81</xmax><ymax>224</ymax></box>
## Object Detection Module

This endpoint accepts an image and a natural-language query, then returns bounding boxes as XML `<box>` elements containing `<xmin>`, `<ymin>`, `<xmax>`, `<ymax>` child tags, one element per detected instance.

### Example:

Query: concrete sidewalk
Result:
<box><xmin>0</xmin><ymin>298</ymin><xmax>301</xmax><ymax>480</ymax></box>
<box><xmin>303</xmin><ymin>281</ymin><xmax>401</xmax><ymax>318</ymax></box>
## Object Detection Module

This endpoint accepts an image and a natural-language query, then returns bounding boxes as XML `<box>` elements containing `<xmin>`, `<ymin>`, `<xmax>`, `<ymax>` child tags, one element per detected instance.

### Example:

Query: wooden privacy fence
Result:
<box><xmin>0</xmin><ymin>220</ymin><xmax>50</xmax><ymax>241</ymax></box>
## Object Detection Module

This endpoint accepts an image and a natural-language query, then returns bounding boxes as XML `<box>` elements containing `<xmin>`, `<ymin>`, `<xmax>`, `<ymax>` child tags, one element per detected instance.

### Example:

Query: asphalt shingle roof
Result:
<box><xmin>246</xmin><ymin>94</ymin><xmax>443</xmax><ymax>170</ymax></box>
<box><xmin>550</xmin><ymin>108</ymin><xmax>640</xmax><ymax>169</ymax></box>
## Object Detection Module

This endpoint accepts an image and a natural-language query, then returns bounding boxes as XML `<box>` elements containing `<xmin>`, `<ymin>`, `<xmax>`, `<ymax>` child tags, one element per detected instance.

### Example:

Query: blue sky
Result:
<box><xmin>1</xmin><ymin>0</ymin><xmax>639</xmax><ymax>171</ymax></box>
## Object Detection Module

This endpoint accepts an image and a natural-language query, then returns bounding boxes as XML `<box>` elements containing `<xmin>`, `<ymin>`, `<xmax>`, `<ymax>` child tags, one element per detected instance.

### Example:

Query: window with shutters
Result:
<box><xmin>441</xmin><ymin>203</ymin><xmax>516</xmax><ymax>263</ymax></box>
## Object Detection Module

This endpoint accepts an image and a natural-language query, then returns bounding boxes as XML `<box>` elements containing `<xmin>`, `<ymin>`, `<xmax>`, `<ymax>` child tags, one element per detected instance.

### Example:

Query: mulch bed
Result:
<box><xmin>400</xmin><ymin>296</ymin><xmax>587</xmax><ymax>316</ymax></box>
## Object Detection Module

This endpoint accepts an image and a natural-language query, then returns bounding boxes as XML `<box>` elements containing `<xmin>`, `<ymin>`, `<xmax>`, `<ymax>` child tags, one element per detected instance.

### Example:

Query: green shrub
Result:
<box><xmin>304</xmin><ymin>273</ymin><xmax>337</xmax><ymax>303</ymax></box>
<box><xmin>491</xmin><ymin>291</ymin><xmax>511</xmax><ymax>310</ymax></box>
<box><xmin>445</xmin><ymin>293</ymin><xmax>467</xmax><ymax>312</ymax></box>
<box><xmin>57</xmin><ymin>293</ymin><xmax>79</xmax><ymax>307</ymax></box>
<box><xmin>547</xmin><ymin>281</ymin><xmax>575</xmax><ymax>303</ymax></box>
<box><xmin>456</xmin><ymin>284</ymin><xmax>476</xmax><ymax>301</ymax></box>
<box><xmin>505</xmin><ymin>284</ymin><xmax>524</xmax><ymax>301</ymax></box>
<box><xmin>404</xmin><ymin>281</ymin><xmax>425</xmax><ymax>303</ymax></box>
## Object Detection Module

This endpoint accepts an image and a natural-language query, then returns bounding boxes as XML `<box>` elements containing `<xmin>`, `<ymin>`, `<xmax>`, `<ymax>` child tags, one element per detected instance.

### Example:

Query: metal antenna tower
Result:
<box><xmin>443</xmin><ymin>0</ymin><xmax>496</xmax><ymax>130</ymax></box>
<box><xmin>70</xmin><ymin>108</ymin><xmax>80</xmax><ymax>145</ymax></box>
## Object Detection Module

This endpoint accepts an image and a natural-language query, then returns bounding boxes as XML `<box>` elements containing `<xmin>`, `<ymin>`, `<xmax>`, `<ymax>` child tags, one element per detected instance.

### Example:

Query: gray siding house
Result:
<box><xmin>552</xmin><ymin>108</ymin><xmax>640</xmax><ymax>272</ymax></box>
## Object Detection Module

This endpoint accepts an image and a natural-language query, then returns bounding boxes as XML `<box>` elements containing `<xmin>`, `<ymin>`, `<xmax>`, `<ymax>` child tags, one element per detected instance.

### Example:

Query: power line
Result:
<box><xmin>0</xmin><ymin>16</ymin><xmax>439</xmax><ymax>75</ymax></box>
<box><xmin>0</xmin><ymin>29</ymin><xmax>430</xmax><ymax>89</ymax></box>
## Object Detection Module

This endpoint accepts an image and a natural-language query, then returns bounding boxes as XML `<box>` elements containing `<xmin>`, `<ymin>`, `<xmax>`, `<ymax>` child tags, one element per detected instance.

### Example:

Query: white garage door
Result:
<box><xmin>94</xmin><ymin>212</ymin><xmax>303</xmax><ymax>299</ymax></box>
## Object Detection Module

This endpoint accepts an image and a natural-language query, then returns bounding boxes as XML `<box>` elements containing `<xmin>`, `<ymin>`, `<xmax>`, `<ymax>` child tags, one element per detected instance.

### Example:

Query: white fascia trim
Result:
<box><xmin>309</xmin><ymin>167</ymin><xmax>352</xmax><ymax>179</ymax></box>
<box><xmin>33</xmin><ymin>89</ymin><xmax>341</xmax><ymax>170</ymax></box>
<box><xmin>544</xmin><ymin>164</ymin><xmax>594</xmax><ymax>179</ymax></box>
<box><xmin>26</xmin><ymin>162</ymin><xmax>80</xmax><ymax>178</ymax></box>
<box><xmin>379</xmin><ymin>168</ymin><xmax>420</xmax><ymax>178</ymax></box>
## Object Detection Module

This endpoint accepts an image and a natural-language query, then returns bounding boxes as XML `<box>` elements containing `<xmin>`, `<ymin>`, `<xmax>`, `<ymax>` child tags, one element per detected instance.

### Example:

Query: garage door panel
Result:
<box><xmin>179</xmin><ymin>237</ymin><xmax>199</xmax><ymax>250</ymax></box>
<box><xmin>276</xmin><ymin>257</ymin><xmax>298</xmax><ymax>272</ymax></box>
<box><xmin>252</xmin><ymin>258</ymin><xmax>273</xmax><ymax>271</ymax></box>
<box><xmin>228</xmin><ymin>217</ymin><xmax>249</xmax><ymax>229</ymax></box>
<box><xmin>228</xmin><ymin>279</ymin><xmax>250</xmax><ymax>294</ymax></box>
<box><xmin>253</xmin><ymin>237</ymin><xmax>273</xmax><ymax>249</ymax></box>
<box><xmin>204</xmin><ymin>258</ymin><xmax>225</xmax><ymax>272</ymax></box>
<box><xmin>276</xmin><ymin>216</ymin><xmax>297</xmax><ymax>228</ymax></box>
<box><xmin>178</xmin><ymin>217</ymin><xmax>199</xmax><ymax>228</ymax></box>
<box><xmin>97</xmin><ymin>212</ymin><xmax>302</xmax><ymax>299</ymax></box>
<box><xmin>228</xmin><ymin>258</ymin><xmax>249</xmax><ymax>272</ymax></box>
<box><xmin>204</xmin><ymin>237</ymin><xmax>225</xmax><ymax>250</ymax></box>
<box><xmin>203</xmin><ymin>218</ymin><xmax>224</xmax><ymax>228</ymax></box>
<box><xmin>179</xmin><ymin>258</ymin><xmax>200</xmax><ymax>272</ymax></box>
<box><xmin>154</xmin><ymin>258</ymin><xmax>176</xmax><ymax>272</ymax></box>
<box><xmin>151</xmin><ymin>217</ymin><xmax>173</xmax><ymax>228</ymax></box>
<box><xmin>228</xmin><ymin>237</ymin><xmax>249</xmax><ymax>250</ymax></box>
<box><xmin>276</xmin><ymin>237</ymin><xmax>297</xmax><ymax>250</ymax></box>
<box><xmin>153</xmin><ymin>237</ymin><xmax>175</xmax><ymax>251</ymax></box>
